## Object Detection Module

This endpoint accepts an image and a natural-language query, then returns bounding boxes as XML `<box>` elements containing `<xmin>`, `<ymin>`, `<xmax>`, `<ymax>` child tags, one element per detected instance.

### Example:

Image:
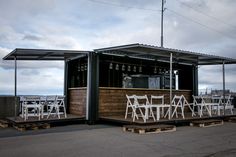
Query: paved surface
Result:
<box><xmin>0</xmin><ymin>122</ymin><xmax>236</xmax><ymax>157</ymax></box>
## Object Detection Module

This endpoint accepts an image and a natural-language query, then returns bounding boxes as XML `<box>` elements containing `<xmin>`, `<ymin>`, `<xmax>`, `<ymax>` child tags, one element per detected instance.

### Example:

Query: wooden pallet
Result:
<box><xmin>228</xmin><ymin>117</ymin><xmax>236</xmax><ymax>123</ymax></box>
<box><xmin>13</xmin><ymin>123</ymin><xmax>51</xmax><ymax>131</ymax></box>
<box><xmin>190</xmin><ymin>119</ymin><xmax>223</xmax><ymax>128</ymax></box>
<box><xmin>0</xmin><ymin>119</ymin><xmax>9</xmax><ymax>128</ymax></box>
<box><xmin>123</xmin><ymin>124</ymin><xmax>176</xmax><ymax>134</ymax></box>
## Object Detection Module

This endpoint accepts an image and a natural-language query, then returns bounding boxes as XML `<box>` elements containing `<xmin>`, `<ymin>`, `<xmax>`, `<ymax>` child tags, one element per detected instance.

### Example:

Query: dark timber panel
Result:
<box><xmin>99</xmin><ymin>87</ymin><xmax>192</xmax><ymax>117</ymax></box>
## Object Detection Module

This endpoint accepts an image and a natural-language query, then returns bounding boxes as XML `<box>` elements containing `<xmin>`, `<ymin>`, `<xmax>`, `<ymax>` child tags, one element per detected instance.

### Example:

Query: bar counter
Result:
<box><xmin>68</xmin><ymin>87</ymin><xmax>192</xmax><ymax>117</ymax></box>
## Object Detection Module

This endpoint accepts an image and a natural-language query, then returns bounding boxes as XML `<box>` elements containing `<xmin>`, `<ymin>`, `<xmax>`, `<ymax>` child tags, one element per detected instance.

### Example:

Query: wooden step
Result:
<box><xmin>0</xmin><ymin>119</ymin><xmax>9</xmax><ymax>128</ymax></box>
<box><xmin>190</xmin><ymin>119</ymin><xmax>223</xmax><ymax>128</ymax></box>
<box><xmin>123</xmin><ymin>124</ymin><xmax>176</xmax><ymax>134</ymax></box>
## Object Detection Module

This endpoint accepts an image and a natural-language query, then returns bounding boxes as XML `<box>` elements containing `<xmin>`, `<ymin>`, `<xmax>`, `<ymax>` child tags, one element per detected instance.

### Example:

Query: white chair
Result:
<box><xmin>211</xmin><ymin>95</ymin><xmax>222</xmax><ymax>115</ymax></box>
<box><xmin>125</xmin><ymin>94</ymin><xmax>139</xmax><ymax>122</ymax></box>
<box><xmin>22</xmin><ymin>96</ymin><xmax>43</xmax><ymax>121</ymax></box>
<box><xmin>47</xmin><ymin>95</ymin><xmax>67</xmax><ymax>119</ymax></box>
<box><xmin>192</xmin><ymin>95</ymin><xmax>211</xmax><ymax>117</ymax></box>
<box><xmin>171</xmin><ymin>95</ymin><xmax>185</xmax><ymax>118</ymax></box>
<box><xmin>219</xmin><ymin>95</ymin><xmax>234</xmax><ymax>115</ymax></box>
<box><xmin>181</xmin><ymin>95</ymin><xmax>196</xmax><ymax>117</ymax></box>
<box><xmin>150</xmin><ymin>95</ymin><xmax>170</xmax><ymax>120</ymax></box>
<box><xmin>135</xmin><ymin>95</ymin><xmax>155</xmax><ymax>123</ymax></box>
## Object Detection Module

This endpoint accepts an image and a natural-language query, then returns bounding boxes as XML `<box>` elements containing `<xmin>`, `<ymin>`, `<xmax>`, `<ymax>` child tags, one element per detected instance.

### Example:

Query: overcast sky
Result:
<box><xmin>0</xmin><ymin>0</ymin><xmax>236</xmax><ymax>95</ymax></box>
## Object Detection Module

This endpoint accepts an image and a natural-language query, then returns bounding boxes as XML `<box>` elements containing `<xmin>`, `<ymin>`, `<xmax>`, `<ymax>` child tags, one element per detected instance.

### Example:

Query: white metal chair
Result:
<box><xmin>171</xmin><ymin>95</ymin><xmax>185</xmax><ymax>118</ymax></box>
<box><xmin>219</xmin><ymin>95</ymin><xmax>234</xmax><ymax>115</ymax></box>
<box><xmin>125</xmin><ymin>94</ymin><xmax>139</xmax><ymax>121</ymax></box>
<box><xmin>135</xmin><ymin>95</ymin><xmax>155</xmax><ymax>122</ymax></box>
<box><xmin>150</xmin><ymin>95</ymin><xmax>170</xmax><ymax>120</ymax></box>
<box><xmin>192</xmin><ymin>95</ymin><xmax>211</xmax><ymax>117</ymax></box>
<box><xmin>47</xmin><ymin>95</ymin><xmax>67</xmax><ymax>119</ymax></box>
<box><xmin>22</xmin><ymin>96</ymin><xmax>43</xmax><ymax>121</ymax></box>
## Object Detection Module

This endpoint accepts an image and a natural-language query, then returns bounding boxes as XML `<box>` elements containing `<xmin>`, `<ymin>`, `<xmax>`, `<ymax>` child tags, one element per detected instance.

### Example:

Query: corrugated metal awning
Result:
<box><xmin>94</xmin><ymin>43</ymin><xmax>236</xmax><ymax>65</ymax></box>
<box><xmin>3</xmin><ymin>48</ymin><xmax>90</xmax><ymax>60</ymax></box>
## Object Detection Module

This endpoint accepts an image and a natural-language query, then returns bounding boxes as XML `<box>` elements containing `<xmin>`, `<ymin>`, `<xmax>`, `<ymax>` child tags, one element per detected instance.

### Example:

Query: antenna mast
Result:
<box><xmin>161</xmin><ymin>0</ymin><xmax>165</xmax><ymax>47</ymax></box>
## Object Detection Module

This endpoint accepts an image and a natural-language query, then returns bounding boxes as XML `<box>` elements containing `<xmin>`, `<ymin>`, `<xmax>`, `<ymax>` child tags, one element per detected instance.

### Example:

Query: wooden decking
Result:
<box><xmin>6</xmin><ymin>114</ymin><xmax>85</xmax><ymax>125</ymax></box>
<box><xmin>100</xmin><ymin>111</ymin><xmax>236</xmax><ymax>125</ymax></box>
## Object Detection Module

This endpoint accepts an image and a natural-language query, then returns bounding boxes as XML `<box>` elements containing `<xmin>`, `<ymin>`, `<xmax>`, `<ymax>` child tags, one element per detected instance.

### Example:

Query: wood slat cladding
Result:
<box><xmin>68</xmin><ymin>87</ymin><xmax>192</xmax><ymax>118</ymax></box>
<box><xmin>99</xmin><ymin>87</ymin><xmax>192</xmax><ymax>117</ymax></box>
<box><xmin>69</xmin><ymin>88</ymin><xmax>87</xmax><ymax>116</ymax></box>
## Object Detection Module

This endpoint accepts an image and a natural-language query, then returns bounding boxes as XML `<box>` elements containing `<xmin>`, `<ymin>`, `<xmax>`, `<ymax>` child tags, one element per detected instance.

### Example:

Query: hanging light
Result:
<box><xmin>139</xmin><ymin>66</ymin><xmax>142</xmax><ymax>73</ymax></box>
<box><xmin>127</xmin><ymin>65</ymin><xmax>131</xmax><ymax>72</ymax></box>
<box><xmin>78</xmin><ymin>66</ymin><xmax>80</xmax><ymax>72</ymax></box>
<box><xmin>84</xmin><ymin>64</ymin><xmax>87</xmax><ymax>71</ymax></box>
<box><xmin>159</xmin><ymin>68</ymin><xmax>162</xmax><ymax>74</ymax></box>
<box><xmin>122</xmin><ymin>64</ymin><xmax>125</xmax><ymax>71</ymax></box>
<box><xmin>109</xmin><ymin>63</ymin><xmax>113</xmax><ymax>70</ymax></box>
<box><xmin>133</xmin><ymin>66</ymin><xmax>136</xmax><ymax>72</ymax></box>
<box><xmin>81</xmin><ymin>65</ymin><xmax>84</xmax><ymax>71</ymax></box>
<box><xmin>115</xmin><ymin>64</ymin><xmax>119</xmax><ymax>70</ymax></box>
<box><xmin>154</xmin><ymin>67</ymin><xmax>157</xmax><ymax>74</ymax></box>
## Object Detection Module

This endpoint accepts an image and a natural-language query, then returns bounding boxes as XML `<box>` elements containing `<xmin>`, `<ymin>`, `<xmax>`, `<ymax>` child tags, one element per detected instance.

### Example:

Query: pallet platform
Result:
<box><xmin>0</xmin><ymin>119</ymin><xmax>9</xmax><ymax>128</ymax></box>
<box><xmin>13</xmin><ymin>123</ymin><xmax>51</xmax><ymax>131</ymax></box>
<box><xmin>123</xmin><ymin>124</ymin><xmax>176</xmax><ymax>134</ymax></box>
<box><xmin>228</xmin><ymin>117</ymin><xmax>236</xmax><ymax>123</ymax></box>
<box><xmin>190</xmin><ymin>119</ymin><xmax>223</xmax><ymax>128</ymax></box>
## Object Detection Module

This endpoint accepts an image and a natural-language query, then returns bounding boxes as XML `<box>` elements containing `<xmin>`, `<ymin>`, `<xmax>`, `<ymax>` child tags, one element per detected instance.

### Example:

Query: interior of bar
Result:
<box><xmin>68</xmin><ymin>53</ymin><xmax>197</xmax><ymax>121</ymax></box>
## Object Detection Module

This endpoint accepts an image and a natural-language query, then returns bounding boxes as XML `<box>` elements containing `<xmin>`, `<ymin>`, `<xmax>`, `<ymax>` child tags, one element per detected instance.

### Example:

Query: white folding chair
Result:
<box><xmin>220</xmin><ymin>95</ymin><xmax>234</xmax><ymax>115</ymax></box>
<box><xmin>135</xmin><ymin>95</ymin><xmax>155</xmax><ymax>122</ymax></box>
<box><xmin>150</xmin><ymin>95</ymin><xmax>170</xmax><ymax>120</ymax></box>
<box><xmin>171</xmin><ymin>95</ymin><xmax>184</xmax><ymax>118</ymax></box>
<box><xmin>125</xmin><ymin>94</ymin><xmax>139</xmax><ymax>122</ymax></box>
<box><xmin>22</xmin><ymin>96</ymin><xmax>43</xmax><ymax>121</ymax></box>
<box><xmin>192</xmin><ymin>95</ymin><xmax>211</xmax><ymax>117</ymax></box>
<box><xmin>211</xmin><ymin>95</ymin><xmax>222</xmax><ymax>115</ymax></box>
<box><xmin>181</xmin><ymin>95</ymin><xmax>196</xmax><ymax>117</ymax></box>
<box><xmin>47</xmin><ymin>95</ymin><xmax>67</xmax><ymax>119</ymax></box>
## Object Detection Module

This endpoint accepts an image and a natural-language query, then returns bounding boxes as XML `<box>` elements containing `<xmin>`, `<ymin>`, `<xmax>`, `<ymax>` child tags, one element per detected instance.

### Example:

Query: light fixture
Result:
<box><xmin>78</xmin><ymin>66</ymin><xmax>80</xmax><ymax>72</ymax></box>
<box><xmin>154</xmin><ymin>67</ymin><xmax>157</xmax><ymax>74</ymax></box>
<box><xmin>115</xmin><ymin>64</ymin><xmax>119</xmax><ymax>70</ymax></box>
<box><xmin>139</xmin><ymin>66</ymin><xmax>142</xmax><ymax>73</ymax></box>
<box><xmin>127</xmin><ymin>65</ymin><xmax>131</xmax><ymax>72</ymax></box>
<box><xmin>81</xmin><ymin>65</ymin><xmax>84</xmax><ymax>71</ymax></box>
<box><xmin>109</xmin><ymin>63</ymin><xmax>113</xmax><ymax>70</ymax></box>
<box><xmin>122</xmin><ymin>64</ymin><xmax>125</xmax><ymax>71</ymax></box>
<box><xmin>133</xmin><ymin>66</ymin><xmax>136</xmax><ymax>72</ymax></box>
<box><xmin>84</xmin><ymin>64</ymin><xmax>87</xmax><ymax>71</ymax></box>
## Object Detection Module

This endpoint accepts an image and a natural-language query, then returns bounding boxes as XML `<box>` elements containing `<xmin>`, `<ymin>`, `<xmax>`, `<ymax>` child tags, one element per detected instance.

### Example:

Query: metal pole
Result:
<box><xmin>222</xmin><ymin>61</ymin><xmax>225</xmax><ymax>116</ymax></box>
<box><xmin>14</xmin><ymin>56</ymin><xmax>17</xmax><ymax>120</ymax></box>
<box><xmin>161</xmin><ymin>0</ymin><xmax>164</xmax><ymax>47</ymax></box>
<box><xmin>169</xmin><ymin>53</ymin><xmax>173</xmax><ymax>119</ymax></box>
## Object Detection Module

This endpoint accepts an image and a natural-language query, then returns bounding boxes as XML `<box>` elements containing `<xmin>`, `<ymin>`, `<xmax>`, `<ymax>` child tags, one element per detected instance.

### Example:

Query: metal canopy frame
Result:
<box><xmin>3</xmin><ymin>48</ymin><xmax>90</xmax><ymax>119</ymax></box>
<box><xmin>3</xmin><ymin>48</ymin><xmax>89</xmax><ymax>60</ymax></box>
<box><xmin>95</xmin><ymin>43</ymin><xmax>236</xmax><ymax>118</ymax></box>
<box><xmin>95</xmin><ymin>43</ymin><xmax>236</xmax><ymax>65</ymax></box>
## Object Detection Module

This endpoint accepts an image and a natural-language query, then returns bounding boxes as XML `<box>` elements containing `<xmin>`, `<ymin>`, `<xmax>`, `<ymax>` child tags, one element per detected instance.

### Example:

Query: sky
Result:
<box><xmin>0</xmin><ymin>0</ymin><xmax>236</xmax><ymax>95</ymax></box>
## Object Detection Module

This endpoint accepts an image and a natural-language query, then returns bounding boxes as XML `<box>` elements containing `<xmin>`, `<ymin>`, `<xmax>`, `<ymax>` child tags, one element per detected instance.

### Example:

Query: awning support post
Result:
<box><xmin>169</xmin><ymin>53</ymin><xmax>173</xmax><ymax>120</ymax></box>
<box><xmin>14</xmin><ymin>56</ymin><xmax>17</xmax><ymax>120</ymax></box>
<box><xmin>222</xmin><ymin>61</ymin><xmax>226</xmax><ymax>116</ymax></box>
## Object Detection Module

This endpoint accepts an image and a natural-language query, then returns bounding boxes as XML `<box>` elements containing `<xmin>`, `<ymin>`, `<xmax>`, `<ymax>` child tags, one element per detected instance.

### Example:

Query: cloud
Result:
<box><xmin>0</xmin><ymin>0</ymin><xmax>236</xmax><ymax>94</ymax></box>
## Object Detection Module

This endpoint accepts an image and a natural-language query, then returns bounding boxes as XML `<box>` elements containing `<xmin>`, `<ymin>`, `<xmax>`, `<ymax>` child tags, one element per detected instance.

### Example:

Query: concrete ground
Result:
<box><xmin>0</xmin><ymin>122</ymin><xmax>236</xmax><ymax>157</ymax></box>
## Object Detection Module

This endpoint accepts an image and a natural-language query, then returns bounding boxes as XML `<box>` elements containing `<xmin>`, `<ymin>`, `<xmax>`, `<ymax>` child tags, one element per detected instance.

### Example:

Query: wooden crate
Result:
<box><xmin>190</xmin><ymin>119</ymin><xmax>223</xmax><ymax>128</ymax></box>
<box><xmin>123</xmin><ymin>124</ymin><xmax>176</xmax><ymax>134</ymax></box>
<box><xmin>13</xmin><ymin>123</ymin><xmax>50</xmax><ymax>131</ymax></box>
<box><xmin>0</xmin><ymin>119</ymin><xmax>9</xmax><ymax>128</ymax></box>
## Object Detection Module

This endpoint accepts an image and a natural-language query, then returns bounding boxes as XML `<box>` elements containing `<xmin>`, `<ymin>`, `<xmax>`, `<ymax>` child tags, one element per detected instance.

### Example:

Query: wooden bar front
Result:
<box><xmin>69</xmin><ymin>87</ymin><xmax>192</xmax><ymax>118</ymax></box>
